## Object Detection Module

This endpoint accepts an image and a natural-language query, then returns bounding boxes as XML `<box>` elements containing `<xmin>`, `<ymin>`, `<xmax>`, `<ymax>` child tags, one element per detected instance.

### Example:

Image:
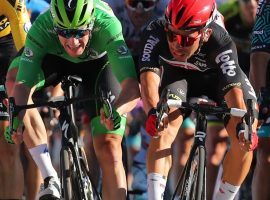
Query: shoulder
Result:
<box><xmin>26</xmin><ymin>11</ymin><xmax>58</xmax><ymax>48</ymax></box>
<box><xmin>144</xmin><ymin>18</ymin><xmax>166</xmax><ymax>34</ymax></box>
<box><xmin>1</xmin><ymin>0</ymin><xmax>28</xmax><ymax>18</ymax></box>
<box><xmin>102</xmin><ymin>0</ymin><xmax>124</xmax><ymax>12</ymax></box>
<box><xmin>141</xmin><ymin>18</ymin><xmax>166</xmax><ymax>48</ymax></box>
<box><xmin>94</xmin><ymin>0</ymin><xmax>117</xmax><ymax>18</ymax></box>
<box><xmin>140</xmin><ymin>19</ymin><xmax>167</xmax><ymax>54</ymax></box>
<box><xmin>29</xmin><ymin>11</ymin><xmax>54</xmax><ymax>34</ymax></box>
<box><xmin>204</xmin><ymin>21</ymin><xmax>234</xmax><ymax>53</ymax></box>
<box><xmin>94</xmin><ymin>0</ymin><xmax>121</xmax><ymax>27</ymax></box>
<box><xmin>94</xmin><ymin>1</ymin><xmax>122</xmax><ymax>35</ymax></box>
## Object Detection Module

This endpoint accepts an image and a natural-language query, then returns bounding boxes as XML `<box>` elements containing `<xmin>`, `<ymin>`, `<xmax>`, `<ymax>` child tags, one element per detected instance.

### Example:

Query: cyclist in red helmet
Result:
<box><xmin>138</xmin><ymin>0</ymin><xmax>258</xmax><ymax>199</ymax></box>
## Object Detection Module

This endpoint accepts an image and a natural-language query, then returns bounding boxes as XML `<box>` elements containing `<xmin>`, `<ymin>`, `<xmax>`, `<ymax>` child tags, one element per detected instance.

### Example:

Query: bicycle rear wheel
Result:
<box><xmin>172</xmin><ymin>145</ymin><xmax>206</xmax><ymax>200</ymax></box>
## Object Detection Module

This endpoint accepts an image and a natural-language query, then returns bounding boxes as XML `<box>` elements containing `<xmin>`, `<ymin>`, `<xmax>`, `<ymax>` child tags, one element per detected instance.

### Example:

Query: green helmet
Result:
<box><xmin>50</xmin><ymin>0</ymin><xmax>95</xmax><ymax>29</ymax></box>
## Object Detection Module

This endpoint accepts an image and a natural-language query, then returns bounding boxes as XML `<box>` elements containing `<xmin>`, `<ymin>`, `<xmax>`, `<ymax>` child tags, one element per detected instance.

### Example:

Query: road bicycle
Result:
<box><xmin>8</xmin><ymin>75</ymin><xmax>111</xmax><ymax>200</ymax></box>
<box><xmin>156</xmin><ymin>88</ymin><xmax>255</xmax><ymax>200</ymax></box>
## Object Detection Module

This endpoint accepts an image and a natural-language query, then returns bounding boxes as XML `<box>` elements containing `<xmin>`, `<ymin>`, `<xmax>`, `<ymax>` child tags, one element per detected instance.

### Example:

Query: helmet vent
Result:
<box><xmin>55</xmin><ymin>5</ymin><xmax>64</xmax><ymax>25</ymax></box>
<box><xmin>65</xmin><ymin>0</ymin><xmax>77</xmax><ymax>11</ymax></box>
<box><xmin>182</xmin><ymin>16</ymin><xmax>193</xmax><ymax>29</ymax></box>
<box><xmin>66</xmin><ymin>9</ymin><xmax>76</xmax><ymax>23</ymax></box>
<box><xmin>79</xmin><ymin>4</ymin><xmax>87</xmax><ymax>22</ymax></box>
<box><xmin>175</xmin><ymin>7</ymin><xmax>185</xmax><ymax>25</ymax></box>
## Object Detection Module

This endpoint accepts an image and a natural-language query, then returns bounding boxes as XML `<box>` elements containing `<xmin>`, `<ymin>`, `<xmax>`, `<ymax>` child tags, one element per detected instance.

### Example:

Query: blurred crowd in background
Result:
<box><xmin>0</xmin><ymin>0</ymin><xmax>264</xmax><ymax>199</ymax></box>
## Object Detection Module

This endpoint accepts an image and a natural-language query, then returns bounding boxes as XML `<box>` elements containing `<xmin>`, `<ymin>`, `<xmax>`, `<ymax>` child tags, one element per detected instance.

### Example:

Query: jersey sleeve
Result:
<box><xmin>15</xmin><ymin>21</ymin><xmax>47</xmax><ymax>90</ymax></box>
<box><xmin>0</xmin><ymin>0</ymin><xmax>31</xmax><ymax>51</ymax></box>
<box><xmin>99</xmin><ymin>17</ymin><xmax>137</xmax><ymax>83</ymax></box>
<box><xmin>213</xmin><ymin>40</ymin><xmax>245</xmax><ymax>94</ymax></box>
<box><xmin>138</xmin><ymin>22</ymin><xmax>162</xmax><ymax>74</ymax></box>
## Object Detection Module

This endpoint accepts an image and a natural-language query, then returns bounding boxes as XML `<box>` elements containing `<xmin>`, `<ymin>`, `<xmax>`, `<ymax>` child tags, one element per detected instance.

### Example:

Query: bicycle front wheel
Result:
<box><xmin>79</xmin><ymin>147</ymin><xmax>95</xmax><ymax>200</ymax></box>
<box><xmin>172</xmin><ymin>145</ymin><xmax>206</xmax><ymax>200</ymax></box>
<box><xmin>60</xmin><ymin>146</ymin><xmax>81</xmax><ymax>200</ymax></box>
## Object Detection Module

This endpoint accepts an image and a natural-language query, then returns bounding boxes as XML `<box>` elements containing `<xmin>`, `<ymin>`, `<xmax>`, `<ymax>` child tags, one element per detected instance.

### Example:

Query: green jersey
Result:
<box><xmin>12</xmin><ymin>0</ymin><xmax>137</xmax><ymax>89</ymax></box>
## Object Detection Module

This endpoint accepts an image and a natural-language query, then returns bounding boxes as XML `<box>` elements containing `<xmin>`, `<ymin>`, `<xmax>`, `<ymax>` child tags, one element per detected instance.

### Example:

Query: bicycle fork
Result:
<box><xmin>59</xmin><ymin>108</ymin><xmax>89</xmax><ymax>199</ymax></box>
<box><xmin>173</xmin><ymin>112</ymin><xmax>207</xmax><ymax>200</ymax></box>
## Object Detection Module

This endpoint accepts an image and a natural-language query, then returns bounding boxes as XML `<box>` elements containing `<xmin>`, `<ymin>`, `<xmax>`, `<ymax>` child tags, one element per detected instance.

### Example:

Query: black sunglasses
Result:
<box><xmin>55</xmin><ymin>28</ymin><xmax>89</xmax><ymax>39</ymax></box>
<box><xmin>126</xmin><ymin>0</ymin><xmax>156</xmax><ymax>11</ymax></box>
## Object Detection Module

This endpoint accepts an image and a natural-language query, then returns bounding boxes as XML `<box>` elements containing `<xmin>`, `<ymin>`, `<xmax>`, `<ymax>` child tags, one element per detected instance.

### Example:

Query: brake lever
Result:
<box><xmin>156</xmin><ymin>89</ymin><xmax>170</xmax><ymax>130</ymax></box>
<box><xmin>99</xmin><ymin>88</ymin><xmax>113</xmax><ymax>120</ymax></box>
<box><xmin>8</xmin><ymin>97</ymin><xmax>17</xmax><ymax>136</ymax></box>
<box><xmin>244</xmin><ymin>99</ymin><xmax>255</xmax><ymax>141</ymax></box>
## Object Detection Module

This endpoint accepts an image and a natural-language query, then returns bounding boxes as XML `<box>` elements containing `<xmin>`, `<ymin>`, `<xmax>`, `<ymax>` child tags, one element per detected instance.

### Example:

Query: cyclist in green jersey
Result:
<box><xmin>6</xmin><ymin>0</ymin><xmax>140</xmax><ymax>199</ymax></box>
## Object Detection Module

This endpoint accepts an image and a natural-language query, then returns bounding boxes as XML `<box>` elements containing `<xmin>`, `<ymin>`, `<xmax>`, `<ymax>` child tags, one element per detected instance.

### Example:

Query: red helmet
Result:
<box><xmin>165</xmin><ymin>0</ymin><xmax>217</xmax><ymax>30</ymax></box>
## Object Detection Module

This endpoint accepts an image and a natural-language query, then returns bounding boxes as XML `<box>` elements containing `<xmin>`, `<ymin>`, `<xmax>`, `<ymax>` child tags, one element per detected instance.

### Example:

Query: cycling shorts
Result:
<box><xmin>91</xmin><ymin>116</ymin><xmax>127</xmax><ymax>136</ymax></box>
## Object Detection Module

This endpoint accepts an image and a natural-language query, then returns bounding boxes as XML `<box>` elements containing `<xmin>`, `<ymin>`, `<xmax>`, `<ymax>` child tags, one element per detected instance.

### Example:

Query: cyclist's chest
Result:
<box><xmin>159</xmin><ymin>50</ymin><xmax>214</xmax><ymax>72</ymax></box>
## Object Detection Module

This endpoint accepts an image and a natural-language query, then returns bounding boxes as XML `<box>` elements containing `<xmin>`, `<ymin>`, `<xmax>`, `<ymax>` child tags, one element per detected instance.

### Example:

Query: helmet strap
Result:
<box><xmin>194</xmin><ymin>30</ymin><xmax>205</xmax><ymax>55</ymax></box>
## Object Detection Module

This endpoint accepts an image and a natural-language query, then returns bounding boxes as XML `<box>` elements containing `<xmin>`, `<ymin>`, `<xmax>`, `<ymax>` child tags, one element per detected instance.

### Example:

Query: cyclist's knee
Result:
<box><xmin>0</xmin><ymin>145</ymin><xmax>20</xmax><ymax>167</ymax></box>
<box><xmin>206</xmin><ymin>128</ymin><xmax>228</xmax><ymax>160</ymax></box>
<box><xmin>95</xmin><ymin>136</ymin><xmax>122</xmax><ymax>165</ymax></box>
<box><xmin>209</xmin><ymin>144</ymin><xmax>227</xmax><ymax>165</ymax></box>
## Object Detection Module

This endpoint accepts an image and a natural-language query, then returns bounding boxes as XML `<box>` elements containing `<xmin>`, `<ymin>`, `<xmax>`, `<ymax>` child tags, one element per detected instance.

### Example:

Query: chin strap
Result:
<box><xmin>194</xmin><ymin>38</ymin><xmax>204</xmax><ymax>55</ymax></box>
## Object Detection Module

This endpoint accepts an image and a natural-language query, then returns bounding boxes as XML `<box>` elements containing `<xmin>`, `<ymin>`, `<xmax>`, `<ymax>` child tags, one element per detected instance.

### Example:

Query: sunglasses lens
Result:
<box><xmin>126</xmin><ymin>0</ymin><xmax>155</xmax><ymax>9</ymax></box>
<box><xmin>166</xmin><ymin>29</ymin><xmax>199</xmax><ymax>47</ymax></box>
<box><xmin>55</xmin><ymin>28</ymin><xmax>88</xmax><ymax>39</ymax></box>
<box><xmin>141</xmin><ymin>1</ymin><xmax>155</xmax><ymax>8</ymax></box>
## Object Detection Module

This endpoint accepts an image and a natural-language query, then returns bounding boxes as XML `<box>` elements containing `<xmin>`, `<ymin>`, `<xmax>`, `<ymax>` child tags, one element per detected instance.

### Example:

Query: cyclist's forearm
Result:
<box><xmin>114</xmin><ymin>78</ymin><xmax>140</xmax><ymax>115</ymax></box>
<box><xmin>140</xmin><ymin>72</ymin><xmax>160</xmax><ymax>114</ymax></box>
<box><xmin>12</xmin><ymin>83</ymin><xmax>47</xmax><ymax>147</ymax></box>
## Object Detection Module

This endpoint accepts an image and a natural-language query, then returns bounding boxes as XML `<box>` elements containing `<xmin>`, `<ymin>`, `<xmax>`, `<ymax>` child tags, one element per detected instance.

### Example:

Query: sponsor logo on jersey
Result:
<box><xmin>21</xmin><ymin>57</ymin><xmax>33</xmax><ymax>63</ymax></box>
<box><xmin>251</xmin><ymin>45</ymin><xmax>267</xmax><ymax>51</ymax></box>
<box><xmin>177</xmin><ymin>88</ymin><xmax>185</xmax><ymax>96</ymax></box>
<box><xmin>146</xmin><ymin>21</ymin><xmax>155</xmax><ymax>31</ymax></box>
<box><xmin>194</xmin><ymin>60</ymin><xmax>207</xmax><ymax>69</ymax></box>
<box><xmin>23</xmin><ymin>22</ymin><xmax>31</xmax><ymax>33</ymax></box>
<box><xmin>256</xmin><ymin>0</ymin><xmax>265</xmax><ymax>16</ymax></box>
<box><xmin>139</xmin><ymin>66</ymin><xmax>159</xmax><ymax>73</ymax></box>
<box><xmin>117</xmin><ymin>45</ymin><xmax>128</xmax><ymax>55</ymax></box>
<box><xmin>222</xmin><ymin>82</ymin><xmax>241</xmax><ymax>92</ymax></box>
<box><xmin>169</xmin><ymin>93</ymin><xmax>181</xmax><ymax>100</ymax></box>
<box><xmin>24</xmin><ymin>47</ymin><xmax>34</xmax><ymax>57</ymax></box>
<box><xmin>245</xmin><ymin>78</ymin><xmax>257</xmax><ymax>99</ymax></box>
<box><xmin>215</xmin><ymin>49</ymin><xmax>236</xmax><ymax>77</ymax></box>
<box><xmin>253</xmin><ymin>30</ymin><xmax>264</xmax><ymax>35</ymax></box>
<box><xmin>16</xmin><ymin>1</ymin><xmax>23</xmax><ymax>12</ymax></box>
<box><xmin>142</xmin><ymin>35</ymin><xmax>160</xmax><ymax>62</ymax></box>
<box><xmin>106</xmin><ymin>32</ymin><xmax>122</xmax><ymax>45</ymax></box>
<box><xmin>160</xmin><ymin>56</ymin><xmax>208</xmax><ymax>71</ymax></box>
<box><xmin>0</xmin><ymin>20</ymin><xmax>9</xmax><ymax>31</ymax></box>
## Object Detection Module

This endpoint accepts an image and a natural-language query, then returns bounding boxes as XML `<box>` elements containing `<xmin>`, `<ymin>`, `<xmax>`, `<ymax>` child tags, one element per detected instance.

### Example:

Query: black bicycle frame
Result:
<box><xmin>176</xmin><ymin>111</ymin><xmax>207</xmax><ymax>199</ymax></box>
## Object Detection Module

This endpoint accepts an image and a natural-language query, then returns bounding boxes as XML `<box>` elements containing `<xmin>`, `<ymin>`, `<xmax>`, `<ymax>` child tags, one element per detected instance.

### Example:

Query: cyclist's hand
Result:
<box><xmin>237</xmin><ymin>122</ymin><xmax>258</xmax><ymax>151</ymax></box>
<box><xmin>146</xmin><ymin>108</ymin><xmax>159</xmax><ymax>137</ymax></box>
<box><xmin>100</xmin><ymin>107</ymin><xmax>121</xmax><ymax>130</ymax></box>
<box><xmin>4</xmin><ymin>125</ymin><xmax>23</xmax><ymax>145</ymax></box>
